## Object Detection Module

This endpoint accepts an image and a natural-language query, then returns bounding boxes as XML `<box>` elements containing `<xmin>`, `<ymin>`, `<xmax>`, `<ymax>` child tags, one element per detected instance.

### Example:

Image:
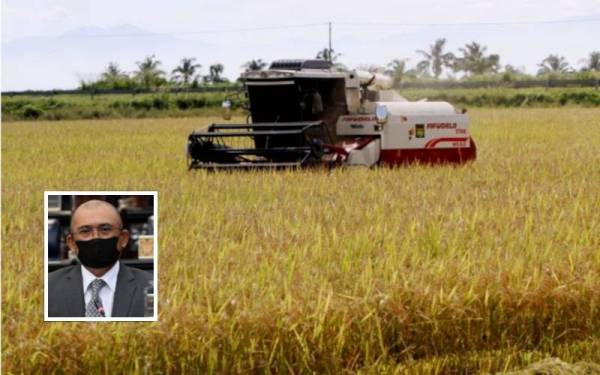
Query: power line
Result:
<box><xmin>336</xmin><ymin>17</ymin><xmax>600</xmax><ymax>27</ymax></box>
<box><xmin>59</xmin><ymin>22</ymin><xmax>329</xmax><ymax>39</ymax></box>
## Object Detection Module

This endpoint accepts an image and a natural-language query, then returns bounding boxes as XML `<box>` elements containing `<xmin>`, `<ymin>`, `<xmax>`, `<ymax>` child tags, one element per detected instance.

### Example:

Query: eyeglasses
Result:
<box><xmin>73</xmin><ymin>224</ymin><xmax>122</xmax><ymax>240</ymax></box>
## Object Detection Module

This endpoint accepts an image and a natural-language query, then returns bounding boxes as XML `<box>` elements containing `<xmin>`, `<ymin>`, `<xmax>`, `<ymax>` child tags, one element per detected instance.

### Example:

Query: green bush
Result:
<box><xmin>3</xmin><ymin>87</ymin><xmax>599</xmax><ymax>122</ymax></box>
<box><xmin>559</xmin><ymin>91</ymin><xmax>600</xmax><ymax>106</ymax></box>
<box><xmin>130</xmin><ymin>98</ymin><xmax>153</xmax><ymax>110</ymax></box>
<box><xmin>22</xmin><ymin>105</ymin><xmax>43</xmax><ymax>119</ymax></box>
<box><xmin>43</xmin><ymin>98</ymin><xmax>65</xmax><ymax>110</ymax></box>
<box><xmin>3</xmin><ymin>99</ymin><xmax>27</xmax><ymax>112</ymax></box>
<box><xmin>109</xmin><ymin>101</ymin><xmax>125</xmax><ymax>109</ymax></box>
<box><xmin>175</xmin><ymin>96</ymin><xmax>207</xmax><ymax>109</ymax></box>
<box><xmin>152</xmin><ymin>96</ymin><xmax>169</xmax><ymax>110</ymax></box>
<box><xmin>174</xmin><ymin>97</ymin><xmax>191</xmax><ymax>110</ymax></box>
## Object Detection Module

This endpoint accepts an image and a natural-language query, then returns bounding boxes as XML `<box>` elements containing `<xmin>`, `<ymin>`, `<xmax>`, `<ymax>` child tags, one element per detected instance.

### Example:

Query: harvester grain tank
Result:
<box><xmin>187</xmin><ymin>59</ymin><xmax>476</xmax><ymax>169</ymax></box>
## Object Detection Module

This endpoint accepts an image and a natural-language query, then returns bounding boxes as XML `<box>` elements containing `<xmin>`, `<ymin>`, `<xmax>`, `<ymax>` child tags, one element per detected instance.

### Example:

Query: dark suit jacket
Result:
<box><xmin>48</xmin><ymin>262</ymin><xmax>153</xmax><ymax>317</ymax></box>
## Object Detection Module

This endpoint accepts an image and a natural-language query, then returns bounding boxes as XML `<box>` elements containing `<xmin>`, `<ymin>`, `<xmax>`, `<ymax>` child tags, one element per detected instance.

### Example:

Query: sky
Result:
<box><xmin>2</xmin><ymin>0</ymin><xmax>600</xmax><ymax>90</ymax></box>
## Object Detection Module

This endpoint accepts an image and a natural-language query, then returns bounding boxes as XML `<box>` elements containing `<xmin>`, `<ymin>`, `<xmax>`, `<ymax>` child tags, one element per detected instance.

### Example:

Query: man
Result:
<box><xmin>48</xmin><ymin>199</ymin><xmax>152</xmax><ymax>318</ymax></box>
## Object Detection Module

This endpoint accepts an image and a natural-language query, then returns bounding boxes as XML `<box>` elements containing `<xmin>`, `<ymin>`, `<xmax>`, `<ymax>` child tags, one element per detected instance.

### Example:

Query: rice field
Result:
<box><xmin>2</xmin><ymin>108</ymin><xmax>600</xmax><ymax>373</ymax></box>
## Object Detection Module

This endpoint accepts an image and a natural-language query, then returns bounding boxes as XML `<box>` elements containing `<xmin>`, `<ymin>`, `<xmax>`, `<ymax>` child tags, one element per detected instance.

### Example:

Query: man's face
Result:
<box><xmin>67</xmin><ymin>202</ymin><xmax>129</xmax><ymax>256</ymax></box>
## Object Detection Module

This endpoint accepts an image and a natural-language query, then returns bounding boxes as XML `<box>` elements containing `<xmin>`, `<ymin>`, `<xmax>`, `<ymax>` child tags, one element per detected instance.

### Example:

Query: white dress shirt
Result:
<box><xmin>81</xmin><ymin>261</ymin><xmax>119</xmax><ymax>317</ymax></box>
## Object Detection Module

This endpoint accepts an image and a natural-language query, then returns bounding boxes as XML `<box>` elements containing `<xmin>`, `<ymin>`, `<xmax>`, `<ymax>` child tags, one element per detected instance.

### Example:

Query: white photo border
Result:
<box><xmin>44</xmin><ymin>191</ymin><xmax>158</xmax><ymax>322</ymax></box>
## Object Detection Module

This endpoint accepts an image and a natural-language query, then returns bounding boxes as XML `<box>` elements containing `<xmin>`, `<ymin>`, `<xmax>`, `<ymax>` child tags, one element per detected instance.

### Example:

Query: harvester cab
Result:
<box><xmin>187</xmin><ymin>59</ymin><xmax>476</xmax><ymax>170</ymax></box>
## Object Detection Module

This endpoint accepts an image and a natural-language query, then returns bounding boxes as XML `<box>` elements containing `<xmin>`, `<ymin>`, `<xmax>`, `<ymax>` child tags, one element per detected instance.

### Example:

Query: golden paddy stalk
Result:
<box><xmin>2</xmin><ymin>108</ymin><xmax>600</xmax><ymax>373</ymax></box>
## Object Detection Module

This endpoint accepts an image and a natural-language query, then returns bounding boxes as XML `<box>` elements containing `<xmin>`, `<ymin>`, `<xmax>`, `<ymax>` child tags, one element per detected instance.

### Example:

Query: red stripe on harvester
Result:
<box><xmin>425</xmin><ymin>137</ymin><xmax>468</xmax><ymax>148</ymax></box>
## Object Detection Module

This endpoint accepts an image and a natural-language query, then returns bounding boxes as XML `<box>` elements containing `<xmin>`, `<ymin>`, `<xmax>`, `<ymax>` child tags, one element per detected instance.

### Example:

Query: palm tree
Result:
<box><xmin>503</xmin><ymin>64</ymin><xmax>524</xmax><ymax>75</ymax></box>
<box><xmin>416</xmin><ymin>38</ymin><xmax>454</xmax><ymax>78</ymax></box>
<box><xmin>98</xmin><ymin>62</ymin><xmax>132</xmax><ymax>89</ymax></box>
<box><xmin>316</xmin><ymin>48</ymin><xmax>341</xmax><ymax>63</ymax></box>
<box><xmin>242</xmin><ymin>59</ymin><xmax>267</xmax><ymax>72</ymax></box>
<box><xmin>79</xmin><ymin>63</ymin><xmax>132</xmax><ymax>90</ymax></box>
<box><xmin>134</xmin><ymin>55</ymin><xmax>165</xmax><ymax>88</ymax></box>
<box><xmin>101</xmin><ymin>62</ymin><xmax>126</xmax><ymax>82</ymax></box>
<box><xmin>385</xmin><ymin>59</ymin><xmax>409</xmax><ymax>86</ymax></box>
<box><xmin>172</xmin><ymin>57</ymin><xmax>201</xmax><ymax>87</ymax></box>
<box><xmin>500</xmin><ymin>64</ymin><xmax>526</xmax><ymax>82</ymax></box>
<box><xmin>204</xmin><ymin>63</ymin><xmax>226</xmax><ymax>84</ymax></box>
<box><xmin>582</xmin><ymin>51</ymin><xmax>600</xmax><ymax>71</ymax></box>
<box><xmin>537</xmin><ymin>54</ymin><xmax>571</xmax><ymax>75</ymax></box>
<box><xmin>453</xmin><ymin>42</ymin><xmax>500</xmax><ymax>75</ymax></box>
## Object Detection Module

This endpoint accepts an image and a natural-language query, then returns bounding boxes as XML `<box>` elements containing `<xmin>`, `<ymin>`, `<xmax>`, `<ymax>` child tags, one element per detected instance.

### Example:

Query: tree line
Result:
<box><xmin>80</xmin><ymin>55</ymin><xmax>228</xmax><ymax>90</ymax></box>
<box><xmin>366</xmin><ymin>39</ymin><xmax>600</xmax><ymax>86</ymax></box>
<box><xmin>81</xmin><ymin>40</ymin><xmax>600</xmax><ymax>90</ymax></box>
<box><xmin>79</xmin><ymin>57</ymin><xmax>274</xmax><ymax>90</ymax></box>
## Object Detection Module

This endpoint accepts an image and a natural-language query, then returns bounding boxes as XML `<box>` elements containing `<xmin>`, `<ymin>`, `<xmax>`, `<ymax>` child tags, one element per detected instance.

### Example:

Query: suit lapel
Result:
<box><xmin>112</xmin><ymin>262</ymin><xmax>136</xmax><ymax>317</ymax></box>
<box><xmin>65</xmin><ymin>264</ymin><xmax>86</xmax><ymax>317</ymax></box>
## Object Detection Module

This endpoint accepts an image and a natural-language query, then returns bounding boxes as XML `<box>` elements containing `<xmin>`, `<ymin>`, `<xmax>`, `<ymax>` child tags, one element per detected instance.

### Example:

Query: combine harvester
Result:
<box><xmin>187</xmin><ymin>59</ymin><xmax>476</xmax><ymax>170</ymax></box>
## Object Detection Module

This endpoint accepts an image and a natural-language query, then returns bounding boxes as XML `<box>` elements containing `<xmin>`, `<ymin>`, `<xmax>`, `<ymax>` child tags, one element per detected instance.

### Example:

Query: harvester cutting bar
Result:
<box><xmin>206</xmin><ymin>122</ymin><xmax>320</xmax><ymax>130</ymax></box>
<box><xmin>202</xmin><ymin>147</ymin><xmax>313</xmax><ymax>154</ymax></box>
<box><xmin>187</xmin><ymin>121</ymin><xmax>329</xmax><ymax>170</ymax></box>
<box><xmin>196</xmin><ymin>130</ymin><xmax>311</xmax><ymax>137</ymax></box>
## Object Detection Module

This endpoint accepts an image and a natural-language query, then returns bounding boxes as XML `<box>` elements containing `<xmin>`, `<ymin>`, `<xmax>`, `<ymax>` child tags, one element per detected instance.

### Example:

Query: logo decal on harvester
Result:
<box><xmin>415</xmin><ymin>124</ymin><xmax>425</xmax><ymax>138</ymax></box>
<box><xmin>342</xmin><ymin>116</ymin><xmax>377</xmax><ymax>122</ymax></box>
<box><xmin>427</xmin><ymin>123</ymin><xmax>457</xmax><ymax>129</ymax></box>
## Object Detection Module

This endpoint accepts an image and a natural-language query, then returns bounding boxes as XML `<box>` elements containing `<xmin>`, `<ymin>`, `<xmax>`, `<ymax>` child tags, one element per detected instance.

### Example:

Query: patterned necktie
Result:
<box><xmin>85</xmin><ymin>279</ymin><xmax>107</xmax><ymax>317</ymax></box>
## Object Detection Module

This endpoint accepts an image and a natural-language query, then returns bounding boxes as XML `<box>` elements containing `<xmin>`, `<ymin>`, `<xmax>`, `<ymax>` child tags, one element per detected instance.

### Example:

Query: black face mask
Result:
<box><xmin>75</xmin><ymin>236</ymin><xmax>121</xmax><ymax>268</ymax></box>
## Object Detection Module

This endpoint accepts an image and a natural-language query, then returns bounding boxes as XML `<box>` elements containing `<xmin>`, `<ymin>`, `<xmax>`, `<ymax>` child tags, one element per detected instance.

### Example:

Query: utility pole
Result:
<box><xmin>328</xmin><ymin>22</ymin><xmax>332</xmax><ymax>62</ymax></box>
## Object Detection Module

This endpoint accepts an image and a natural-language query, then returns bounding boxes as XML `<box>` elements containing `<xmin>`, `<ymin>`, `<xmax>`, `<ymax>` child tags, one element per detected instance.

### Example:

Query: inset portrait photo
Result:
<box><xmin>44</xmin><ymin>191</ymin><xmax>157</xmax><ymax>321</ymax></box>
